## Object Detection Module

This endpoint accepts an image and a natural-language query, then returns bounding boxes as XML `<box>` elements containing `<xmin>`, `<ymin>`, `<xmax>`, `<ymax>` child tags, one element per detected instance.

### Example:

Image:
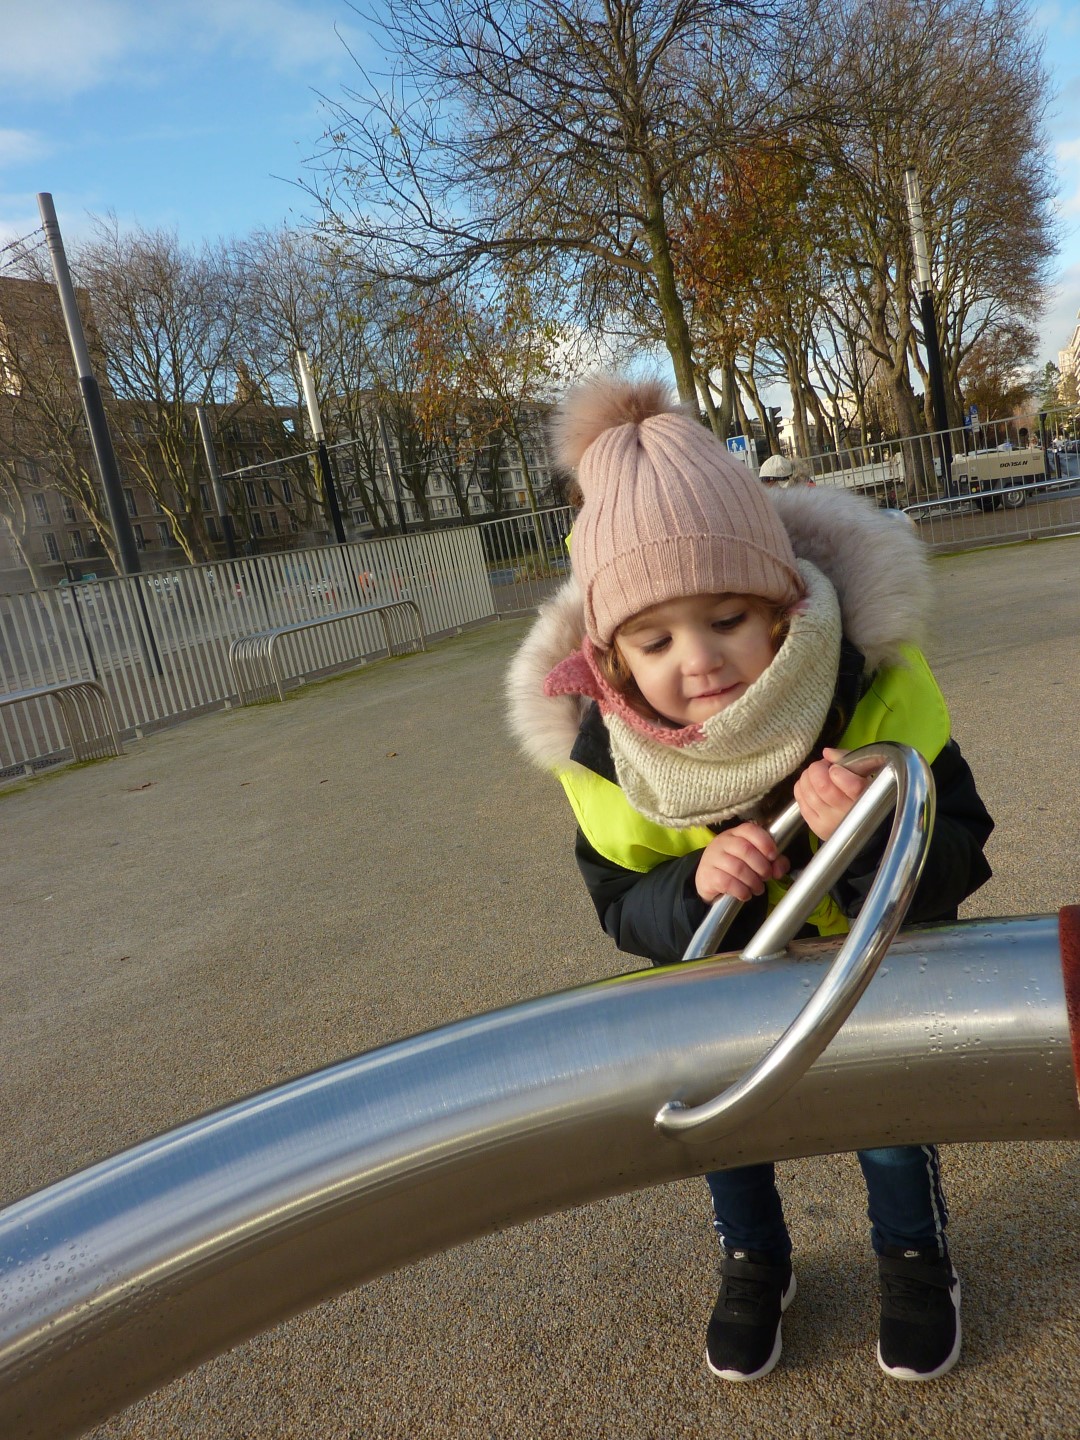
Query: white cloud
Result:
<box><xmin>0</xmin><ymin>1</ymin><xmax>369</xmax><ymax>98</ymax></box>
<box><xmin>191</xmin><ymin>0</ymin><xmax>371</xmax><ymax>74</ymax></box>
<box><xmin>1040</xmin><ymin>261</ymin><xmax>1080</xmax><ymax>366</ymax></box>
<box><xmin>0</xmin><ymin>129</ymin><xmax>50</xmax><ymax>170</ymax></box>
<box><xmin>0</xmin><ymin>3</ymin><xmax>144</xmax><ymax>95</ymax></box>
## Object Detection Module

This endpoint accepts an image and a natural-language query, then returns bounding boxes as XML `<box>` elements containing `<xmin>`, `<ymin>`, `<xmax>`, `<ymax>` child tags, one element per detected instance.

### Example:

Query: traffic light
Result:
<box><xmin>767</xmin><ymin>406</ymin><xmax>784</xmax><ymax>433</ymax></box>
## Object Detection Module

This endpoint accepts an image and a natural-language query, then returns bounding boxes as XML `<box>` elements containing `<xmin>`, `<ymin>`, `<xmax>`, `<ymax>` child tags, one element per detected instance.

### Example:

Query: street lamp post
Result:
<box><xmin>37</xmin><ymin>192</ymin><xmax>141</xmax><ymax>576</ymax></box>
<box><xmin>296</xmin><ymin>348</ymin><xmax>347</xmax><ymax>544</ymax></box>
<box><xmin>195</xmin><ymin>407</ymin><xmax>239</xmax><ymax>559</ymax></box>
<box><xmin>903</xmin><ymin>168</ymin><xmax>953</xmax><ymax>484</ymax></box>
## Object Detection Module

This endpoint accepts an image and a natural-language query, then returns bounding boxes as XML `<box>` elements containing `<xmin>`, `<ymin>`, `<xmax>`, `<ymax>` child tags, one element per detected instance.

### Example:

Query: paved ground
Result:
<box><xmin>2</xmin><ymin>536</ymin><xmax>1079</xmax><ymax>1440</ymax></box>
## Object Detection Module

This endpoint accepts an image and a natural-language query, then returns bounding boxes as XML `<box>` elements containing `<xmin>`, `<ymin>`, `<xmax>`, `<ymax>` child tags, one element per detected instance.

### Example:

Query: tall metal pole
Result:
<box><xmin>195</xmin><ymin>407</ymin><xmax>239</xmax><ymax>559</ymax></box>
<box><xmin>296</xmin><ymin>348</ymin><xmax>347</xmax><ymax>544</ymax></box>
<box><xmin>375</xmin><ymin>409</ymin><xmax>409</xmax><ymax>535</ymax></box>
<box><xmin>37</xmin><ymin>192</ymin><xmax>141</xmax><ymax>576</ymax></box>
<box><xmin>903</xmin><ymin>168</ymin><xmax>953</xmax><ymax>481</ymax></box>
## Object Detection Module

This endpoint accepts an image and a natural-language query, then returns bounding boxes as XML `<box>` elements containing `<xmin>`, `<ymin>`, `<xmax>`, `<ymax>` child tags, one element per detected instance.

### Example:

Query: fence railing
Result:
<box><xmin>477</xmin><ymin>505</ymin><xmax>575</xmax><ymax>614</ymax></box>
<box><xmin>4</xmin><ymin>453</ymin><xmax>1078</xmax><ymax>777</ymax></box>
<box><xmin>0</xmin><ymin>526</ymin><xmax>496</xmax><ymax>776</ymax></box>
<box><xmin>802</xmin><ymin>411</ymin><xmax>1080</xmax><ymax>551</ymax></box>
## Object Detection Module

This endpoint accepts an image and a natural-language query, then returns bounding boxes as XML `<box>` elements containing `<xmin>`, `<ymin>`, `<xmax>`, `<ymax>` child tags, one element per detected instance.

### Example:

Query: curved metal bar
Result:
<box><xmin>685</xmin><ymin>743</ymin><xmax>933</xmax><ymax>967</ymax></box>
<box><xmin>657</xmin><ymin>743</ymin><xmax>934</xmax><ymax>1139</ymax></box>
<box><xmin>680</xmin><ymin>796</ymin><xmax>806</xmax><ymax>962</ymax></box>
<box><xmin>2</xmin><ymin>915</ymin><xmax>1078</xmax><ymax>1440</ymax></box>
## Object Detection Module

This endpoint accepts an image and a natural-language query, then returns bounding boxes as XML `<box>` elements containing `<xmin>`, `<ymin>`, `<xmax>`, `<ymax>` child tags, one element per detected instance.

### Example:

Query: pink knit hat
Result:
<box><xmin>553</xmin><ymin>375</ymin><xmax>803</xmax><ymax>647</ymax></box>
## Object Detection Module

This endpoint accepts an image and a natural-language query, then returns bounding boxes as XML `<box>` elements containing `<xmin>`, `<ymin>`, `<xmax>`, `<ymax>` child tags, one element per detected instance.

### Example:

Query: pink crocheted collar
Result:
<box><xmin>543</xmin><ymin>638</ymin><xmax>705</xmax><ymax>748</ymax></box>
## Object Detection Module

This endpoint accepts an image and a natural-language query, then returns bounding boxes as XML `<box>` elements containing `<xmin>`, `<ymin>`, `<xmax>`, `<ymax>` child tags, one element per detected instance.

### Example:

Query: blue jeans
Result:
<box><xmin>705</xmin><ymin>1146</ymin><xmax>949</xmax><ymax>1259</ymax></box>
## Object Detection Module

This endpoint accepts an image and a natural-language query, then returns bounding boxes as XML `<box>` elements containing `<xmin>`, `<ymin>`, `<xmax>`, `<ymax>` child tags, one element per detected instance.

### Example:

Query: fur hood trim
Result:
<box><xmin>506</xmin><ymin>485</ymin><xmax>932</xmax><ymax>771</ymax></box>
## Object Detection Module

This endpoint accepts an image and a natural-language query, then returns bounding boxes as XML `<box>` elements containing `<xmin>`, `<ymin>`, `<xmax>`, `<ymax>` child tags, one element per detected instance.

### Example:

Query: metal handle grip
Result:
<box><xmin>655</xmin><ymin>742</ymin><xmax>935</xmax><ymax>1141</ymax></box>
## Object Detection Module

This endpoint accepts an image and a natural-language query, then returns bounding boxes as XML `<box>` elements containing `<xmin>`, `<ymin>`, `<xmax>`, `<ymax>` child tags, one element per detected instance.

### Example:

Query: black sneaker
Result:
<box><xmin>877</xmin><ymin>1246</ymin><xmax>961</xmax><ymax>1381</ymax></box>
<box><xmin>706</xmin><ymin>1249</ymin><xmax>796</xmax><ymax>1381</ymax></box>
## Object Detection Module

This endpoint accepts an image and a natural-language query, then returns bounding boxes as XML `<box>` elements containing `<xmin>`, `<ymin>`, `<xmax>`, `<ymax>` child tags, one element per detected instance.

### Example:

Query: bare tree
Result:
<box><xmin>800</xmin><ymin>0</ymin><xmax>1056</xmax><ymax>439</ymax></box>
<box><xmin>314</xmin><ymin>0</ymin><xmax>805</xmax><ymax>420</ymax></box>
<box><xmin>236</xmin><ymin>227</ymin><xmax>396</xmax><ymax>536</ymax></box>
<box><xmin>73</xmin><ymin>220</ymin><xmax>260</xmax><ymax>563</ymax></box>
<box><xmin>0</xmin><ymin>273</ymin><xmax>122</xmax><ymax>572</ymax></box>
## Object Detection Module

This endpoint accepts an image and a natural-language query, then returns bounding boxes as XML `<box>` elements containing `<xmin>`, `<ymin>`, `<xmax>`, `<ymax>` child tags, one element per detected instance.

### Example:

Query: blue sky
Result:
<box><xmin>3</xmin><ymin>0</ymin><xmax>1080</xmax><ymax>379</ymax></box>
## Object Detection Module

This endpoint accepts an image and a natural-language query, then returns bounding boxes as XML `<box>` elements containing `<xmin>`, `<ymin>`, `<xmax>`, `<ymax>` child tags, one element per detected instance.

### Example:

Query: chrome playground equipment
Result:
<box><xmin>2</xmin><ymin>746</ymin><xmax>1078</xmax><ymax>1440</ymax></box>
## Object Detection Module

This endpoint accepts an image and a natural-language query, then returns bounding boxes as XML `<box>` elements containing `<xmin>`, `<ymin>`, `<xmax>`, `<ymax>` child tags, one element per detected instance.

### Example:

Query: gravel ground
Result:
<box><xmin>2</xmin><ymin>536</ymin><xmax>1079</xmax><ymax>1440</ymax></box>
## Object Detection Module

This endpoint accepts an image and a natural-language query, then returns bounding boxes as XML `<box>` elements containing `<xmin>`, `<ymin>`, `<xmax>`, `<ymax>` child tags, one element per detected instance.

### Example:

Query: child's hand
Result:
<box><xmin>794</xmin><ymin>747</ymin><xmax>871</xmax><ymax>841</ymax></box>
<box><xmin>695</xmin><ymin>823</ymin><xmax>790</xmax><ymax>903</ymax></box>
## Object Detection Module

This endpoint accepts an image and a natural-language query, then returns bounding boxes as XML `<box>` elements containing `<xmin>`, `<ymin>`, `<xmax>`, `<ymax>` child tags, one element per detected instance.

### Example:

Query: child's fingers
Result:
<box><xmin>823</xmin><ymin>746</ymin><xmax>885</xmax><ymax>782</ymax></box>
<box><xmin>722</xmin><ymin>827</ymin><xmax>781</xmax><ymax>871</ymax></box>
<box><xmin>717</xmin><ymin>834</ymin><xmax>777</xmax><ymax>880</ymax></box>
<box><xmin>828</xmin><ymin>764</ymin><xmax>869</xmax><ymax>799</ymax></box>
<box><xmin>698</xmin><ymin>855</ymin><xmax>766</xmax><ymax>902</ymax></box>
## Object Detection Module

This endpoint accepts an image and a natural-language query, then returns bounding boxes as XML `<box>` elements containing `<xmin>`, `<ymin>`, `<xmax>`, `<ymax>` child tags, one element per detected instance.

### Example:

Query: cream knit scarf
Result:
<box><xmin>606</xmin><ymin>560</ymin><xmax>842</xmax><ymax>828</ymax></box>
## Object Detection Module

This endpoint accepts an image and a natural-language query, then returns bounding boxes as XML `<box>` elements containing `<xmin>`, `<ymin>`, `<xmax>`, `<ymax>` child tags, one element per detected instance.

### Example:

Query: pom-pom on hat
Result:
<box><xmin>554</xmin><ymin>375</ymin><xmax>803</xmax><ymax>647</ymax></box>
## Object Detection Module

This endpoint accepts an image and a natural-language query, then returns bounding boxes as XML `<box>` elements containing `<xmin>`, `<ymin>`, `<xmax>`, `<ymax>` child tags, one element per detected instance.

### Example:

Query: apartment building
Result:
<box><xmin>1</xmin><ymin>274</ymin><xmax>562</xmax><ymax>591</ymax></box>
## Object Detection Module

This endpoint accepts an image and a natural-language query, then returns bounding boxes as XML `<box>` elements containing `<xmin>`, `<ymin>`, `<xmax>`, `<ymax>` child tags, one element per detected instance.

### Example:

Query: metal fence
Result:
<box><xmin>803</xmin><ymin>412</ymin><xmax>1080</xmax><ymax>551</ymax></box>
<box><xmin>0</xmin><ymin>526</ymin><xmax>496</xmax><ymax>776</ymax></box>
<box><xmin>4</xmin><ymin>445</ymin><xmax>1078</xmax><ymax>776</ymax></box>
<box><xmin>477</xmin><ymin>505</ymin><xmax>575</xmax><ymax>615</ymax></box>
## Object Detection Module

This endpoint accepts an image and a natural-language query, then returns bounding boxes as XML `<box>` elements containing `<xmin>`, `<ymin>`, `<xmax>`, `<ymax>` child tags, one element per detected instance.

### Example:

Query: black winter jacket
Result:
<box><xmin>570</xmin><ymin>642</ymin><xmax>994</xmax><ymax>967</ymax></box>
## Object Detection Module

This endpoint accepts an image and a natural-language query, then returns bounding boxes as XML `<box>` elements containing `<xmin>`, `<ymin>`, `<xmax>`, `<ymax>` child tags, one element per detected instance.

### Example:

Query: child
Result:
<box><xmin>507</xmin><ymin>375</ymin><xmax>993</xmax><ymax>1385</ymax></box>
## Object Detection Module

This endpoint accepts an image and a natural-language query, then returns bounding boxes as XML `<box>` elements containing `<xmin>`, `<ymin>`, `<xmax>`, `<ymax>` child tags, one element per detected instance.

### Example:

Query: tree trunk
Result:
<box><xmin>642</xmin><ymin>189</ymin><xmax>698</xmax><ymax>407</ymax></box>
<box><xmin>0</xmin><ymin>508</ymin><xmax>48</xmax><ymax>589</ymax></box>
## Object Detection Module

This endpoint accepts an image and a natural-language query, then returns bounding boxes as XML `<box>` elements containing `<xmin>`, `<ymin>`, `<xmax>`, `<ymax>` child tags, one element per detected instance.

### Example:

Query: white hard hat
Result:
<box><xmin>759</xmin><ymin>454</ymin><xmax>794</xmax><ymax>480</ymax></box>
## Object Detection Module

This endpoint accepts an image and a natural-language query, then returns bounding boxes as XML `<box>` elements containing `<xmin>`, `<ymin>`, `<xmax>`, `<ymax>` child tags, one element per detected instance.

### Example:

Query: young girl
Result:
<box><xmin>508</xmin><ymin>376</ymin><xmax>993</xmax><ymax>1385</ymax></box>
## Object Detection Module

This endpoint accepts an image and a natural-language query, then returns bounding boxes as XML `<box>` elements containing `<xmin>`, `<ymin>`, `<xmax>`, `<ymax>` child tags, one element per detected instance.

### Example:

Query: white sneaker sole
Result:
<box><xmin>706</xmin><ymin>1271</ymin><xmax>797</xmax><ymax>1382</ymax></box>
<box><xmin>877</xmin><ymin>1269</ymin><xmax>961</xmax><ymax>1382</ymax></box>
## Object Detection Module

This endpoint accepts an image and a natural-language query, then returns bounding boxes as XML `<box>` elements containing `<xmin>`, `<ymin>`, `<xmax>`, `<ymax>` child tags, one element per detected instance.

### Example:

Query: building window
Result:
<box><xmin>262</xmin><ymin>481</ymin><xmax>274</xmax><ymax>506</ymax></box>
<box><xmin>157</xmin><ymin>522</ymin><xmax>172</xmax><ymax>547</ymax></box>
<box><xmin>289</xmin><ymin>513</ymin><xmax>299</xmax><ymax>532</ymax></box>
<box><xmin>269</xmin><ymin>511</ymin><xmax>280</xmax><ymax>533</ymax></box>
<box><xmin>43</xmin><ymin>531</ymin><xmax>60</xmax><ymax>561</ymax></box>
<box><xmin>207</xmin><ymin>515</ymin><xmax>221</xmax><ymax>542</ymax></box>
<box><xmin>435</xmin><ymin>498</ymin><xmax>447</xmax><ymax>515</ymax></box>
<box><xmin>70</xmin><ymin>529</ymin><xmax>85</xmax><ymax>558</ymax></box>
<box><xmin>251</xmin><ymin>511</ymin><xmax>264</xmax><ymax>536</ymax></box>
<box><xmin>62</xmin><ymin>496</ymin><xmax>77</xmax><ymax>522</ymax></box>
<box><xmin>200</xmin><ymin>484</ymin><xmax>211</xmax><ymax>509</ymax></box>
<box><xmin>352</xmin><ymin>507</ymin><xmax>368</xmax><ymax>526</ymax></box>
<box><xmin>133</xmin><ymin>525</ymin><xmax>145</xmax><ymax>551</ymax></box>
<box><xmin>33</xmin><ymin>493</ymin><xmax>50</xmax><ymax>525</ymax></box>
<box><xmin>152</xmin><ymin>495</ymin><xmax>165</xmax><ymax>515</ymax></box>
<box><xmin>124</xmin><ymin>488</ymin><xmax>138</xmax><ymax>517</ymax></box>
<box><xmin>281</xmin><ymin>478</ymin><xmax>293</xmax><ymax>503</ymax></box>
<box><xmin>244</xmin><ymin>481</ymin><xmax>257</xmax><ymax>506</ymax></box>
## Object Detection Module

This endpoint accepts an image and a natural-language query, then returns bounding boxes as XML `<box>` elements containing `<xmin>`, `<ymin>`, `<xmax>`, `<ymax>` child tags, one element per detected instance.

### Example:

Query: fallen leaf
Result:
<box><xmin>127</xmin><ymin>781</ymin><xmax>153</xmax><ymax>791</ymax></box>
<box><xmin>385</xmin><ymin>751</ymin><xmax>398</xmax><ymax>758</ymax></box>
